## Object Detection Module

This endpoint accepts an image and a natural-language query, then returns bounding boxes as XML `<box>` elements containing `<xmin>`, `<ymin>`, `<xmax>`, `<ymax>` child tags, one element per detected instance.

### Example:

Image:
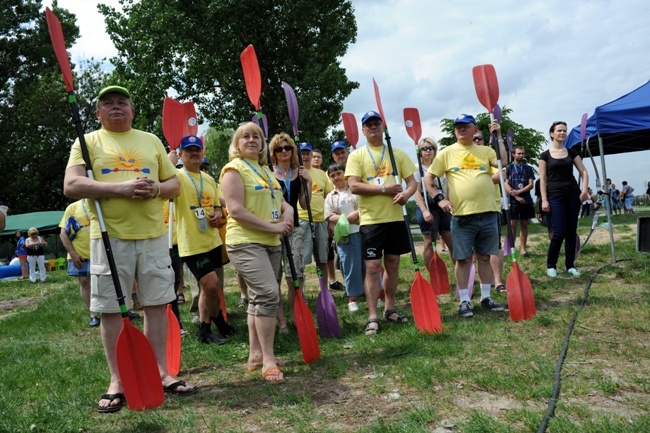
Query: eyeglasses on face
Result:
<box><xmin>473</xmin><ymin>136</ymin><xmax>484</xmax><ymax>142</ymax></box>
<box><xmin>363</xmin><ymin>120</ymin><xmax>383</xmax><ymax>128</ymax></box>
<box><xmin>273</xmin><ymin>145</ymin><xmax>293</xmax><ymax>153</ymax></box>
<box><xmin>421</xmin><ymin>146</ymin><xmax>435</xmax><ymax>152</ymax></box>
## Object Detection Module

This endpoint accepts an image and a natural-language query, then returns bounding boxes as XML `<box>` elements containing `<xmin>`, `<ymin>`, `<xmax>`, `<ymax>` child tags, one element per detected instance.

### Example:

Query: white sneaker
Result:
<box><xmin>180</xmin><ymin>328</ymin><xmax>190</xmax><ymax>337</ymax></box>
<box><xmin>377</xmin><ymin>299</ymin><xmax>384</xmax><ymax>308</ymax></box>
<box><xmin>567</xmin><ymin>268</ymin><xmax>580</xmax><ymax>276</ymax></box>
<box><xmin>191</xmin><ymin>314</ymin><xmax>200</xmax><ymax>324</ymax></box>
<box><xmin>546</xmin><ymin>268</ymin><xmax>557</xmax><ymax>277</ymax></box>
<box><xmin>348</xmin><ymin>301</ymin><xmax>359</xmax><ymax>312</ymax></box>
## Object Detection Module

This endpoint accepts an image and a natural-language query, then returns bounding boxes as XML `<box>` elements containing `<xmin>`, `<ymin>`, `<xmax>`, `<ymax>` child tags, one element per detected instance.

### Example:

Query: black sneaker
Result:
<box><xmin>126</xmin><ymin>310</ymin><xmax>141</xmax><ymax>320</ymax></box>
<box><xmin>212</xmin><ymin>311</ymin><xmax>237</xmax><ymax>337</ymax></box>
<box><xmin>199</xmin><ymin>323</ymin><xmax>229</xmax><ymax>345</ymax></box>
<box><xmin>89</xmin><ymin>316</ymin><xmax>100</xmax><ymax>328</ymax></box>
<box><xmin>480</xmin><ymin>297</ymin><xmax>505</xmax><ymax>311</ymax></box>
<box><xmin>329</xmin><ymin>280</ymin><xmax>345</xmax><ymax>291</ymax></box>
<box><xmin>458</xmin><ymin>301</ymin><xmax>474</xmax><ymax>317</ymax></box>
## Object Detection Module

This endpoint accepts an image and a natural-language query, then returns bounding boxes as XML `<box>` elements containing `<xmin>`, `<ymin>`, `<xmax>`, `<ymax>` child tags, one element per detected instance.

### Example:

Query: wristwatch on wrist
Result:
<box><xmin>433</xmin><ymin>193</ymin><xmax>444</xmax><ymax>204</ymax></box>
<box><xmin>381</xmin><ymin>185</ymin><xmax>386</xmax><ymax>194</ymax></box>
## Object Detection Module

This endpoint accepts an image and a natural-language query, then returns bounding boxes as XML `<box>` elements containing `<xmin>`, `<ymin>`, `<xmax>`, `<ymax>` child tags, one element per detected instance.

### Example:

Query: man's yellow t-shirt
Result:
<box><xmin>428</xmin><ymin>142</ymin><xmax>499</xmax><ymax>216</ymax></box>
<box><xmin>66</xmin><ymin>128</ymin><xmax>178</xmax><ymax>239</ymax></box>
<box><xmin>59</xmin><ymin>200</ymin><xmax>91</xmax><ymax>259</ymax></box>
<box><xmin>344</xmin><ymin>144</ymin><xmax>416</xmax><ymax>225</ymax></box>
<box><xmin>298</xmin><ymin>168</ymin><xmax>333</xmax><ymax>222</ymax></box>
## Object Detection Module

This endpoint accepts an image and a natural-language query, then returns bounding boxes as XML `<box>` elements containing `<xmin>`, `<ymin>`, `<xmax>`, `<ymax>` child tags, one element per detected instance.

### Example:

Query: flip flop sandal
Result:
<box><xmin>249</xmin><ymin>359</ymin><xmax>288</xmax><ymax>371</ymax></box>
<box><xmin>383</xmin><ymin>309</ymin><xmax>408</xmax><ymax>323</ymax></box>
<box><xmin>364</xmin><ymin>318</ymin><xmax>381</xmax><ymax>335</ymax></box>
<box><xmin>163</xmin><ymin>380</ymin><xmax>198</xmax><ymax>396</ymax></box>
<box><xmin>96</xmin><ymin>393</ymin><xmax>125</xmax><ymax>413</ymax></box>
<box><xmin>262</xmin><ymin>367</ymin><xmax>285</xmax><ymax>383</ymax></box>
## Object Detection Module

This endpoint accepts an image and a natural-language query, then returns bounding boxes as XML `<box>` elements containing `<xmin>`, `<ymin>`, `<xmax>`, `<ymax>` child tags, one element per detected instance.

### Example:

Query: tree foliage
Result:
<box><xmin>438</xmin><ymin>107</ymin><xmax>546</xmax><ymax>172</ymax></box>
<box><xmin>98</xmin><ymin>0</ymin><xmax>359</xmax><ymax>152</ymax></box>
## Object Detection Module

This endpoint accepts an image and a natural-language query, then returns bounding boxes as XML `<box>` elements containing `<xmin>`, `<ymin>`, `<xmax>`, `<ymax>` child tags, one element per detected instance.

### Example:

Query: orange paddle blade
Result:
<box><xmin>513</xmin><ymin>263</ymin><xmax>536</xmax><ymax>320</ymax></box>
<box><xmin>166</xmin><ymin>304</ymin><xmax>181</xmax><ymax>376</ymax></box>
<box><xmin>293</xmin><ymin>290</ymin><xmax>320</xmax><ymax>364</ymax></box>
<box><xmin>410</xmin><ymin>272</ymin><xmax>443</xmax><ymax>334</ymax></box>
<box><xmin>116</xmin><ymin>319</ymin><xmax>165</xmax><ymax>411</ymax></box>
<box><xmin>341</xmin><ymin>112</ymin><xmax>358</xmax><ymax>149</ymax></box>
<box><xmin>45</xmin><ymin>8</ymin><xmax>74</xmax><ymax>93</ymax></box>
<box><xmin>403</xmin><ymin>108</ymin><xmax>422</xmax><ymax>145</ymax></box>
<box><xmin>162</xmin><ymin>97</ymin><xmax>184</xmax><ymax>150</ymax></box>
<box><xmin>182</xmin><ymin>101</ymin><xmax>198</xmax><ymax>137</ymax></box>
<box><xmin>428</xmin><ymin>252</ymin><xmax>450</xmax><ymax>295</ymax></box>
<box><xmin>240</xmin><ymin>44</ymin><xmax>262</xmax><ymax>110</ymax></box>
<box><xmin>472</xmin><ymin>64</ymin><xmax>499</xmax><ymax>113</ymax></box>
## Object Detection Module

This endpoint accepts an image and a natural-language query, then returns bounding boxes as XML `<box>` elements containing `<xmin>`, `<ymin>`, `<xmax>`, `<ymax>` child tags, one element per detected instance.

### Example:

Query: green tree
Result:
<box><xmin>202</xmin><ymin>125</ymin><xmax>235</xmax><ymax>179</ymax></box>
<box><xmin>438</xmin><ymin>107</ymin><xmax>546</xmax><ymax>172</ymax></box>
<box><xmin>98</xmin><ymin>0</ymin><xmax>358</xmax><ymax>151</ymax></box>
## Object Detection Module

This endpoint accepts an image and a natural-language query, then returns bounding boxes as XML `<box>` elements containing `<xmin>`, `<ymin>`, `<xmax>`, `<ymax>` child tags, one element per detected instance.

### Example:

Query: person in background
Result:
<box><xmin>0</xmin><ymin>204</ymin><xmax>6</xmax><ymax>231</ymax></box>
<box><xmin>325</xmin><ymin>163</ymin><xmax>364</xmax><ymax>312</ymax></box>
<box><xmin>331</xmin><ymin>141</ymin><xmax>350</xmax><ymax>167</ymax></box>
<box><xmin>620</xmin><ymin>181</ymin><xmax>635</xmax><ymax>214</ymax></box>
<box><xmin>64</xmin><ymin>85</ymin><xmax>196</xmax><ymax>413</ymax></box>
<box><xmin>346</xmin><ymin>110</ymin><xmax>417</xmax><ymax>335</ymax></box>
<box><xmin>15</xmin><ymin>230</ymin><xmax>29</xmax><ymax>279</ymax></box>
<box><xmin>505</xmin><ymin>145</ymin><xmax>536</xmax><ymax>256</ymax></box>
<box><xmin>425</xmin><ymin>114</ymin><xmax>507</xmax><ymax>318</ymax></box>
<box><xmin>412</xmin><ymin>137</ymin><xmax>453</xmax><ymax>273</ymax></box>
<box><xmin>581</xmin><ymin>188</ymin><xmax>594</xmax><ymax>218</ymax></box>
<box><xmin>60</xmin><ymin>200</ymin><xmax>99</xmax><ymax>327</ymax></box>
<box><xmin>327</xmin><ymin>140</ymin><xmax>351</xmax><ymax>292</ymax></box>
<box><xmin>610</xmin><ymin>181</ymin><xmax>622</xmax><ymax>215</ymax></box>
<box><xmin>311</xmin><ymin>149</ymin><xmax>324</xmax><ymax>170</ymax></box>
<box><xmin>269</xmin><ymin>132</ymin><xmax>311</xmax><ymax>331</ymax></box>
<box><xmin>534</xmin><ymin>178</ymin><xmax>553</xmax><ymax>240</ymax></box>
<box><xmin>220</xmin><ymin>122</ymin><xmax>293</xmax><ymax>383</ymax></box>
<box><xmin>539</xmin><ymin>121</ymin><xmax>589</xmax><ymax>277</ymax></box>
<box><xmin>25</xmin><ymin>227</ymin><xmax>47</xmax><ymax>283</ymax></box>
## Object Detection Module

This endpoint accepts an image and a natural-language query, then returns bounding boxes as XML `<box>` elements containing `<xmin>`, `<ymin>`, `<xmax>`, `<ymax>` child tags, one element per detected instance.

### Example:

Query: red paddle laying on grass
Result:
<box><xmin>46</xmin><ymin>7</ymin><xmax>164</xmax><ymax>410</ymax></box>
<box><xmin>241</xmin><ymin>45</ymin><xmax>320</xmax><ymax>363</ymax></box>
<box><xmin>473</xmin><ymin>65</ymin><xmax>535</xmax><ymax>321</ymax></box>
<box><xmin>373</xmin><ymin>79</ymin><xmax>442</xmax><ymax>334</ymax></box>
<box><xmin>403</xmin><ymin>108</ymin><xmax>450</xmax><ymax>295</ymax></box>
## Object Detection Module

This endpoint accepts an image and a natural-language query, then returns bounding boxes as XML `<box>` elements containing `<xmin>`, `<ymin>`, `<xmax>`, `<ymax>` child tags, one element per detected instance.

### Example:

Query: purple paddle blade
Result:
<box><xmin>507</xmin><ymin>129</ymin><xmax>514</xmax><ymax>154</ymax></box>
<box><xmin>281</xmin><ymin>82</ymin><xmax>300</xmax><ymax>138</ymax></box>
<box><xmin>493</xmin><ymin>104</ymin><xmax>502</xmax><ymax>123</ymax></box>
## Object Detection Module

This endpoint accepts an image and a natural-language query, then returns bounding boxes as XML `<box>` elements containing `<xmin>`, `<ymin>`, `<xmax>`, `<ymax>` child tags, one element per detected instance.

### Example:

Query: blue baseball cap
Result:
<box><xmin>331</xmin><ymin>141</ymin><xmax>347</xmax><ymax>152</ymax></box>
<box><xmin>179</xmin><ymin>135</ymin><xmax>203</xmax><ymax>149</ymax></box>
<box><xmin>453</xmin><ymin>114</ymin><xmax>476</xmax><ymax>125</ymax></box>
<box><xmin>361</xmin><ymin>110</ymin><xmax>382</xmax><ymax>125</ymax></box>
<box><xmin>299</xmin><ymin>142</ymin><xmax>313</xmax><ymax>152</ymax></box>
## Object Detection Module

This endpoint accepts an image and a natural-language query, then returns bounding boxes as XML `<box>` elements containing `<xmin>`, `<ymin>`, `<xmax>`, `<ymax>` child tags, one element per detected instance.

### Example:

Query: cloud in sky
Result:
<box><xmin>46</xmin><ymin>0</ymin><xmax>650</xmax><ymax>192</ymax></box>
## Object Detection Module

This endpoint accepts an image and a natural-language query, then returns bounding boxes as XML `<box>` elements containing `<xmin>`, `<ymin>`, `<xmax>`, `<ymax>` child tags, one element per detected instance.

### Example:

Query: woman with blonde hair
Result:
<box><xmin>25</xmin><ymin>227</ymin><xmax>48</xmax><ymax>283</ymax></box>
<box><xmin>269</xmin><ymin>132</ymin><xmax>311</xmax><ymax>331</ymax></box>
<box><xmin>221</xmin><ymin>122</ymin><xmax>294</xmax><ymax>383</ymax></box>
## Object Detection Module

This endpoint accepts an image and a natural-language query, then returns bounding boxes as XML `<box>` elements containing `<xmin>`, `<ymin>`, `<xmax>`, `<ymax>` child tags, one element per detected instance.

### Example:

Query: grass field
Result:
<box><xmin>1</xmin><ymin>212</ymin><xmax>649</xmax><ymax>432</ymax></box>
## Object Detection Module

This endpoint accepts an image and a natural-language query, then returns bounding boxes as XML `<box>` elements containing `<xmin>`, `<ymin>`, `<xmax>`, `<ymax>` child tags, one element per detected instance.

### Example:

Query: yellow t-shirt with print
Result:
<box><xmin>298</xmin><ymin>168</ymin><xmax>333</xmax><ymax>222</ymax></box>
<box><xmin>344</xmin><ymin>145</ymin><xmax>416</xmax><ymax>225</ymax></box>
<box><xmin>428</xmin><ymin>142</ymin><xmax>499</xmax><ymax>216</ymax></box>
<box><xmin>220</xmin><ymin>158</ymin><xmax>283</xmax><ymax>247</ymax></box>
<box><xmin>174</xmin><ymin>168</ymin><xmax>223</xmax><ymax>257</ymax></box>
<box><xmin>59</xmin><ymin>200</ymin><xmax>91</xmax><ymax>259</ymax></box>
<box><xmin>66</xmin><ymin>128</ymin><xmax>178</xmax><ymax>239</ymax></box>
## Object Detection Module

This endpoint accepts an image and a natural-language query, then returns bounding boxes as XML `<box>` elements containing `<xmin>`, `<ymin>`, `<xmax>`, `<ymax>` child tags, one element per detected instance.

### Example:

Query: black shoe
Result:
<box><xmin>89</xmin><ymin>316</ymin><xmax>101</xmax><ymax>328</ymax></box>
<box><xmin>126</xmin><ymin>310</ymin><xmax>141</xmax><ymax>320</ymax></box>
<box><xmin>212</xmin><ymin>311</ymin><xmax>237</xmax><ymax>337</ymax></box>
<box><xmin>199</xmin><ymin>323</ymin><xmax>229</xmax><ymax>345</ymax></box>
<box><xmin>329</xmin><ymin>280</ymin><xmax>345</xmax><ymax>291</ymax></box>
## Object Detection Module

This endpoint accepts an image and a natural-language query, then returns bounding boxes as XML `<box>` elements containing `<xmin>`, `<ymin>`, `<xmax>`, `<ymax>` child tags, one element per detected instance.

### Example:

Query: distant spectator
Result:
<box><xmin>15</xmin><ymin>230</ymin><xmax>29</xmax><ymax>279</ymax></box>
<box><xmin>0</xmin><ymin>204</ymin><xmax>7</xmax><ymax>231</ymax></box>
<box><xmin>25</xmin><ymin>227</ymin><xmax>47</xmax><ymax>283</ymax></box>
<box><xmin>620</xmin><ymin>181</ymin><xmax>635</xmax><ymax>214</ymax></box>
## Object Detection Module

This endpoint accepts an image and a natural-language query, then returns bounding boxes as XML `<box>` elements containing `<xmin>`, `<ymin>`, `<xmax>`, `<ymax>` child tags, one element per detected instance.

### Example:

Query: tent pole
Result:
<box><xmin>598</xmin><ymin>134</ymin><xmax>616</xmax><ymax>264</ymax></box>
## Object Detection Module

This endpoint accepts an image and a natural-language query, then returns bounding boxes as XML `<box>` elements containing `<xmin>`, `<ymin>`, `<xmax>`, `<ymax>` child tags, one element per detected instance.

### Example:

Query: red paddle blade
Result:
<box><xmin>341</xmin><ymin>113</ymin><xmax>359</xmax><ymax>149</ymax></box>
<box><xmin>116</xmin><ymin>319</ymin><xmax>165</xmax><ymax>411</ymax></box>
<box><xmin>472</xmin><ymin>65</ymin><xmax>499</xmax><ymax>113</ymax></box>
<box><xmin>162</xmin><ymin>97</ymin><xmax>184</xmax><ymax>150</ymax></box>
<box><xmin>294</xmin><ymin>290</ymin><xmax>321</xmax><ymax>364</ymax></box>
<box><xmin>315</xmin><ymin>277</ymin><xmax>341</xmax><ymax>338</ymax></box>
<box><xmin>372</xmin><ymin>78</ymin><xmax>388</xmax><ymax>125</ymax></box>
<box><xmin>403</xmin><ymin>108</ymin><xmax>422</xmax><ymax>146</ymax></box>
<box><xmin>506</xmin><ymin>263</ymin><xmax>536</xmax><ymax>321</ymax></box>
<box><xmin>45</xmin><ymin>8</ymin><xmax>74</xmax><ymax>93</ymax></box>
<box><xmin>240</xmin><ymin>45</ymin><xmax>262</xmax><ymax>111</ymax></box>
<box><xmin>217</xmin><ymin>285</ymin><xmax>228</xmax><ymax>322</ymax></box>
<box><xmin>428</xmin><ymin>252</ymin><xmax>450</xmax><ymax>295</ymax></box>
<box><xmin>182</xmin><ymin>101</ymin><xmax>198</xmax><ymax>137</ymax></box>
<box><xmin>166</xmin><ymin>305</ymin><xmax>181</xmax><ymax>377</ymax></box>
<box><xmin>410</xmin><ymin>272</ymin><xmax>443</xmax><ymax>334</ymax></box>
<box><xmin>281</xmin><ymin>82</ymin><xmax>300</xmax><ymax>138</ymax></box>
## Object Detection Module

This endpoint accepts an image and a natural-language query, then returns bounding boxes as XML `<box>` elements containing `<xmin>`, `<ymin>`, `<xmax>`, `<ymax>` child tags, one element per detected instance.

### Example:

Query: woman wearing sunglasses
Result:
<box><xmin>413</xmin><ymin>137</ymin><xmax>453</xmax><ymax>270</ymax></box>
<box><xmin>269</xmin><ymin>133</ymin><xmax>311</xmax><ymax>332</ymax></box>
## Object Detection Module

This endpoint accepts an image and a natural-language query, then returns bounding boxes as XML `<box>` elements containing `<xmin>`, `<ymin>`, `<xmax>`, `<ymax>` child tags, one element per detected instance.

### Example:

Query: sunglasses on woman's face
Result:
<box><xmin>273</xmin><ymin>145</ymin><xmax>293</xmax><ymax>153</ymax></box>
<box><xmin>473</xmin><ymin>136</ymin><xmax>484</xmax><ymax>142</ymax></box>
<box><xmin>421</xmin><ymin>146</ymin><xmax>435</xmax><ymax>152</ymax></box>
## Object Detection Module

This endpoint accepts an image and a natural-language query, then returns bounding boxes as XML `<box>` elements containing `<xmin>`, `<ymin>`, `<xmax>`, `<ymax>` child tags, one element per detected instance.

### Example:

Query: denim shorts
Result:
<box><xmin>415</xmin><ymin>205</ymin><xmax>451</xmax><ymax>235</ymax></box>
<box><xmin>67</xmin><ymin>259</ymin><xmax>90</xmax><ymax>277</ymax></box>
<box><xmin>450</xmin><ymin>212</ymin><xmax>499</xmax><ymax>260</ymax></box>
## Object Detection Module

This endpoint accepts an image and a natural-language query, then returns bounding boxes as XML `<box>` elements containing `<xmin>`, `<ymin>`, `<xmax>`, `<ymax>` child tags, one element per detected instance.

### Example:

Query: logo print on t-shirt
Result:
<box><xmin>453</xmin><ymin>154</ymin><xmax>487</xmax><ymax>172</ymax></box>
<box><xmin>101</xmin><ymin>152</ymin><xmax>151</xmax><ymax>174</ymax></box>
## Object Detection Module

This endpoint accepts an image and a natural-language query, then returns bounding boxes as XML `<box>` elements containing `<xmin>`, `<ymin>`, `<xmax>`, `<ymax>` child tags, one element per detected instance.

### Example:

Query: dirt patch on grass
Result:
<box><xmin>0</xmin><ymin>296</ymin><xmax>44</xmax><ymax>320</ymax></box>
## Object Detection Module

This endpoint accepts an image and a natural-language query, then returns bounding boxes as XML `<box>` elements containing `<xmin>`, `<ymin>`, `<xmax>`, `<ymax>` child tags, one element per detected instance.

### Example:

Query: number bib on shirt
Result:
<box><xmin>195</xmin><ymin>208</ymin><xmax>208</xmax><ymax>232</ymax></box>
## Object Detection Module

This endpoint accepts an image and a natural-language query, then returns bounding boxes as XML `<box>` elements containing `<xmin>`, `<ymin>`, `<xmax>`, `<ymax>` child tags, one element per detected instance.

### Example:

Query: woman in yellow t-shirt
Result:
<box><xmin>220</xmin><ymin>122</ymin><xmax>293</xmax><ymax>383</ymax></box>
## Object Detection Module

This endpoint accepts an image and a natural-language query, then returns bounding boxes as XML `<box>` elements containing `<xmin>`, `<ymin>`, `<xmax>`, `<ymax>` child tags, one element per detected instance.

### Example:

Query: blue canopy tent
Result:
<box><xmin>563</xmin><ymin>79</ymin><xmax>650</xmax><ymax>263</ymax></box>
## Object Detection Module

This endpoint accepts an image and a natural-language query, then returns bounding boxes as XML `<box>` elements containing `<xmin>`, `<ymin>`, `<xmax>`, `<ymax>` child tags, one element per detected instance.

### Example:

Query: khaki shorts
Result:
<box><xmin>227</xmin><ymin>243</ymin><xmax>282</xmax><ymax>317</ymax></box>
<box><xmin>281</xmin><ymin>226</ymin><xmax>304</xmax><ymax>280</ymax></box>
<box><xmin>299</xmin><ymin>219</ymin><xmax>328</xmax><ymax>266</ymax></box>
<box><xmin>90</xmin><ymin>235</ymin><xmax>175</xmax><ymax>313</ymax></box>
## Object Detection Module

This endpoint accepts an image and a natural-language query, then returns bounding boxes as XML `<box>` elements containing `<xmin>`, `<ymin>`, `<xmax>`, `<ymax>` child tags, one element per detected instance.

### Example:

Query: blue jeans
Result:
<box><xmin>450</xmin><ymin>212</ymin><xmax>499</xmax><ymax>260</ymax></box>
<box><xmin>337</xmin><ymin>232</ymin><xmax>365</xmax><ymax>298</ymax></box>
<box><xmin>547</xmin><ymin>193</ymin><xmax>580</xmax><ymax>270</ymax></box>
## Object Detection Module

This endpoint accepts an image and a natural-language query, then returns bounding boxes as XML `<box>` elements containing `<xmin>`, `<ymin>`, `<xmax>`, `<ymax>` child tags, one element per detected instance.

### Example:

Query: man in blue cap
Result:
<box><xmin>345</xmin><ymin>111</ymin><xmax>417</xmax><ymax>335</ymax></box>
<box><xmin>331</xmin><ymin>140</ymin><xmax>350</xmax><ymax>167</ymax></box>
<box><xmin>424</xmin><ymin>114</ymin><xmax>508</xmax><ymax>318</ymax></box>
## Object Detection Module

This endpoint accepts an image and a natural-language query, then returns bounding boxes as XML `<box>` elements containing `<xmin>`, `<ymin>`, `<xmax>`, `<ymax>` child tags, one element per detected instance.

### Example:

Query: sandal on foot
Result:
<box><xmin>496</xmin><ymin>284</ymin><xmax>506</xmax><ymax>294</ymax></box>
<box><xmin>248</xmin><ymin>359</ymin><xmax>288</xmax><ymax>371</ymax></box>
<box><xmin>97</xmin><ymin>393</ymin><xmax>125</xmax><ymax>413</ymax></box>
<box><xmin>383</xmin><ymin>309</ymin><xmax>408</xmax><ymax>324</ymax></box>
<box><xmin>163</xmin><ymin>380</ymin><xmax>198</xmax><ymax>396</ymax></box>
<box><xmin>365</xmin><ymin>318</ymin><xmax>381</xmax><ymax>335</ymax></box>
<box><xmin>262</xmin><ymin>367</ymin><xmax>285</xmax><ymax>383</ymax></box>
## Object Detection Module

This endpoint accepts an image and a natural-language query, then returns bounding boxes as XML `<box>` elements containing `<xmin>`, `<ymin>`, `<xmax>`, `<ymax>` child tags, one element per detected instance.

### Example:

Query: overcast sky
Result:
<box><xmin>45</xmin><ymin>0</ymin><xmax>650</xmax><ymax>195</ymax></box>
